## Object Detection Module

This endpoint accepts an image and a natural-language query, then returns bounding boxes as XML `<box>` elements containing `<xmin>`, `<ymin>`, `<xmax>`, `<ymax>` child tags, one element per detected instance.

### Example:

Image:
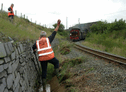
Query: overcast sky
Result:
<box><xmin>1</xmin><ymin>0</ymin><xmax>126</xmax><ymax>29</ymax></box>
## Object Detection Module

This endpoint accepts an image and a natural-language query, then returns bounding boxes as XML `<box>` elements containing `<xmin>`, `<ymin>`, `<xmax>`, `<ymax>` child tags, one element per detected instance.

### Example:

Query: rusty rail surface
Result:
<box><xmin>74</xmin><ymin>43</ymin><xmax>126</xmax><ymax>65</ymax></box>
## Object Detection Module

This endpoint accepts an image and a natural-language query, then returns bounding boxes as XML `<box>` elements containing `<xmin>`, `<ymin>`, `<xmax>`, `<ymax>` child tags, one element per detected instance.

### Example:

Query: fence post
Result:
<box><xmin>35</xmin><ymin>21</ymin><xmax>37</xmax><ymax>25</ymax></box>
<box><xmin>21</xmin><ymin>13</ymin><xmax>22</xmax><ymax>18</ymax></box>
<box><xmin>15</xmin><ymin>10</ymin><xmax>17</xmax><ymax>16</ymax></box>
<box><xmin>24</xmin><ymin>14</ymin><xmax>25</xmax><ymax>19</ymax></box>
<box><xmin>1</xmin><ymin>3</ymin><xmax>3</xmax><ymax>11</ymax></box>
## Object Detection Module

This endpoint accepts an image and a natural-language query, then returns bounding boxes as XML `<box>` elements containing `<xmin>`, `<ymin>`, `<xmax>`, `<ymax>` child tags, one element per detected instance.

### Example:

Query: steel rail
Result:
<box><xmin>74</xmin><ymin>43</ymin><xmax>126</xmax><ymax>65</ymax></box>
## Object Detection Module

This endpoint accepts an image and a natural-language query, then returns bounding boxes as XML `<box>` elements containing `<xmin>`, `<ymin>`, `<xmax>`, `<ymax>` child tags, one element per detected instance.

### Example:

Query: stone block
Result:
<box><xmin>14</xmin><ymin>47</ymin><xmax>18</xmax><ymax>55</ymax></box>
<box><xmin>7</xmin><ymin>74</ymin><xmax>13</xmax><ymax>89</ymax></box>
<box><xmin>18</xmin><ymin>65</ymin><xmax>24</xmax><ymax>74</ymax></box>
<box><xmin>0</xmin><ymin>83</ymin><xmax>5</xmax><ymax>92</ymax></box>
<box><xmin>4</xmin><ymin>57</ymin><xmax>11</xmax><ymax>63</ymax></box>
<box><xmin>0</xmin><ymin>70</ymin><xmax>7</xmax><ymax>79</ymax></box>
<box><xmin>8</xmin><ymin>42</ymin><xmax>14</xmax><ymax>52</ymax></box>
<box><xmin>17</xmin><ymin>47</ymin><xmax>21</xmax><ymax>54</ymax></box>
<box><xmin>3</xmin><ymin>63</ymin><xmax>9</xmax><ymax>69</ymax></box>
<box><xmin>14</xmin><ymin>83</ymin><xmax>19</xmax><ymax>92</ymax></box>
<box><xmin>11</xmin><ymin>52</ymin><xmax>15</xmax><ymax>60</ymax></box>
<box><xmin>19</xmin><ymin>44</ymin><xmax>24</xmax><ymax>53</ymax></box>
<box><xmin>12</xmin><ymin>60</ymin><xmax>19</xmax><ymax>72</ymax></box>
<box><xmin>19</xmin><ymin>57</ymin><xmax>23</xmax><ymax>63</ymax></box>
<box><xmin>0</xmin><ymin>59</ymin><xmax>4</xmax><ymax>64</ymax></box>
<box><xmin>0</xmin><ymin>65</ymin><xmax>4</xmax><ymax>73</ymax></box>
<box><xmin>21</xmin><ymin>61</ymin><xmax>26</xmax><ymax>66</ymax></box>
<box><xmin>19</xmin><ymin>78</ymin><xmax>23</xmax><ymax>86</ymax></box>
<box><xmin>4</xmin><ymin>88</ymin><xmax>8</xmax><ymax>92</ymax></box>
<box><xmin>13</xmin><ymin>73</ymin><xmax>20</xmax><ymax>90</ymax></box>
<box><xmin>8</xmin><ymin>63</ymin><xmax>13</xmax><ymax>74</ymax></box>
<box><xmin>4</xmin><ymin>43</ymin><xmax>11</xmax><ymax>56</ymax></box>
<box><xmin>2</xmin><ymin>78</ymin><xmax>6</xmax><ymax>87</ymax></box>
<box><xmin>0</xmin><ymin>43</ymin><xmax>7</xmax><ymax>58</ymax></box>
<box><xmin>12</xmin><ymin>73</ymin><xmax>15</xmax><ymax>81</ymax></box>
<box><xmin>14</xmin><ymin>71</ymin><xmax>18</xmax><ymax>78</ymax></box>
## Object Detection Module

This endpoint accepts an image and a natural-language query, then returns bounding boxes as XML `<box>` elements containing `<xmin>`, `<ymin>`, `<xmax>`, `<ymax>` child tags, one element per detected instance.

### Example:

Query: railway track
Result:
<box><xmin>74</xmin><ymin>42</ymin><xmax>126</xmax><ymax>65</ymax></box>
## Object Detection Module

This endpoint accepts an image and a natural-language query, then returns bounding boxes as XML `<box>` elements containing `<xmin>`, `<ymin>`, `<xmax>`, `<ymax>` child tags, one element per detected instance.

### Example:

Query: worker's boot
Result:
<box><xmin>54</xmin><ymin>68</ymin><xmax>59</xmax><ymax>77</ymax></box>
<box><xmin>42</xmin><ymin>78</ymin><xmax>46</xmax><ymax>91</ymax></box>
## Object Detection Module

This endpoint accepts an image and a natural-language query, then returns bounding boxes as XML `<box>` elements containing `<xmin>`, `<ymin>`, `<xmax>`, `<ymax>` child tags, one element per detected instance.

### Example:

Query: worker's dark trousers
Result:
<box><xmin>40</xmin><ymin>57</ymin><xmax>59</xmax><ymax>79</ymax></box>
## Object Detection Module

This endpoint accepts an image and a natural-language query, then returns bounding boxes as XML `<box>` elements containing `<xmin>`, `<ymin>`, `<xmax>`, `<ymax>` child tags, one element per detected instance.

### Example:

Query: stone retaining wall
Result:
<box><xmin>0</xmin><ymin>41</ymin><xmax>41</xmax><ymax>92</ymax></box>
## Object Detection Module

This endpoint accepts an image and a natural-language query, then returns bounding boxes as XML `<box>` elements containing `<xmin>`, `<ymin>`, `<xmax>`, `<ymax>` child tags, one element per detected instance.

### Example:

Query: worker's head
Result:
<box><xmin>11</xmin><ymin>4</ymin><xmax>14</xmax><ymax>7</ymax></box>
<box><xmin>40</xmin><ymin>31</ymin><xmax>46</xmax><ymax>38</ymax></box>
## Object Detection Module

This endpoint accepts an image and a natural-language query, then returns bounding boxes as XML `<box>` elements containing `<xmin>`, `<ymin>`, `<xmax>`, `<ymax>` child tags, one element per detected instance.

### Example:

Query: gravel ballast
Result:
<box><xmin>62</xmin><ymin>46</ymin><xmax>126</xmax><ymax>92</ymax></box>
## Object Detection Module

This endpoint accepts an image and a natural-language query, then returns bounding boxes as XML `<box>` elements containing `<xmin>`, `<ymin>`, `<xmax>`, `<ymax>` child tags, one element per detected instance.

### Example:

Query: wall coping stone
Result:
<box><xmin>0</xmin><ymin>43</ymin><xmax>7</xmax><ymax>58</ymax></box>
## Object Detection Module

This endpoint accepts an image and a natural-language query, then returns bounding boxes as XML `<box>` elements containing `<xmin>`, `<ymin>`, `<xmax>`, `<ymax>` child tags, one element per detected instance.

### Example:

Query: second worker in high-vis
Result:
<box><xmin>32</xmin><ymin>19</ymin><xmax>61</xmax><ymax>90</ymax></box>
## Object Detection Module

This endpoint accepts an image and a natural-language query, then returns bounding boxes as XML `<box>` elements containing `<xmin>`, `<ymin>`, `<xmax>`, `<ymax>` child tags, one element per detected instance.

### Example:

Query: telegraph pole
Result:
<box><xmin>66</xmin><ymin>17</ymin><xmax>68</xmax><ymax>29</ymax></box>
<box><xmin>78</xmin><ymin>18</ymin><xmax>80</xmax><ymax>24</ymax></box>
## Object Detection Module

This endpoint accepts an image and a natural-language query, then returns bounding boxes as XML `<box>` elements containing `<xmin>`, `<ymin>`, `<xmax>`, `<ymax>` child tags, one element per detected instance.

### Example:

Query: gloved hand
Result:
<box><xmin>57</xmin><ymin>19</ymin><xmax>61</xmax><ymax>26</ymax></box>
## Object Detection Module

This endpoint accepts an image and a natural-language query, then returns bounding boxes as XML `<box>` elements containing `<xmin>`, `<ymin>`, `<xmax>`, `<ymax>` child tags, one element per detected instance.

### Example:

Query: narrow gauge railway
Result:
<box><xmin>74</xmin><ymin>42</ymin><xmax>126</xmax><ymax>65</ymax></box>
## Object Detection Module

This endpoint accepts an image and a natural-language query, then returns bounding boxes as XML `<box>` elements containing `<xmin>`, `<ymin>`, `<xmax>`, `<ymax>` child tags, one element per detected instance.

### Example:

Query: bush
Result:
<box><xmin>90</xmin><ymin>19</ymin><xmax>126</xmax><ymax>34</ymax></box>
<box><xmin>90</xmin><ymin>21</ymin><xmax>108</xmax><ymax>34</ymax></box>
<box><xmin>107</xmin><ymin>19</ymin><xmax>126</xmax><ymax>32</ymax></box>
<box><xmin>53</xmin><ymin>23</ymin><xmax>65</xmax><ymax>32</ymax></box>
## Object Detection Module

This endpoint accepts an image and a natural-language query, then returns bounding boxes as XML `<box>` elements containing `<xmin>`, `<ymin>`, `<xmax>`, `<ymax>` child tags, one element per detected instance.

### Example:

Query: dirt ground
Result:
<box><xmin>60</xmin><ymin>47</ymin><xmax>126</xmax><ymax>92</ymax></box>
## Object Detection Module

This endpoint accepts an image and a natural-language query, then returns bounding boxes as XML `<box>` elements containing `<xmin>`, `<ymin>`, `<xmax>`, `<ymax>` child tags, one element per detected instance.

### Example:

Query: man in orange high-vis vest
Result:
<box><xmin>8</xmin><ymin>4</ymin><xmax>14</xmax><ymax>23</ymax></box>
<box><xmin>32</xmin><ymin>19</ymin><xmax>61</xmax><ymax>90</ymax></box>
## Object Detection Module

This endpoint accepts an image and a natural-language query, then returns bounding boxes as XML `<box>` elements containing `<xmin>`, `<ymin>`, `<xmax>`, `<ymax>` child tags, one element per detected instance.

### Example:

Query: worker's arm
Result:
<box><xmin>8</xmin><ymin>7</ymin><xmax>13</xmax><ymax>13</ymax></box>
<box><xmin>48</xmin><ymin>19</ymin><xmax>61</xmax><ymax>43</ymax></box>
<box><xmin>48</xmin><ymin>31</ymin><xmax>57</xmax><ymax>43</ymax></box>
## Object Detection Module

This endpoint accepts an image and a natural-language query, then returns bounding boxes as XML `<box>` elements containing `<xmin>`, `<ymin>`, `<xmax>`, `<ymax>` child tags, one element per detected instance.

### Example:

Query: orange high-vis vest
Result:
<box><xmin>36</xmin><ymin>37</ymin><xmax>54</xmax><ymax>61</ymax></box>
<box><xmin>8</xmin><ymin>6</ymin><xmax>14</xmax><ymax>16</ymax></box>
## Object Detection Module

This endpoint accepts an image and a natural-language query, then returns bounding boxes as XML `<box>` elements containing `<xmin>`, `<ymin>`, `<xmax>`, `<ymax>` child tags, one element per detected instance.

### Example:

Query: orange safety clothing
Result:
<box><xmin>36</xmin><ymin>37</ymin><xmax>54</xmax><ymax>61</ymax></box>
<box><xmin>8</xmin><ymin>6</ymin><xmax>14</xmax><ymax>16</ymax></box>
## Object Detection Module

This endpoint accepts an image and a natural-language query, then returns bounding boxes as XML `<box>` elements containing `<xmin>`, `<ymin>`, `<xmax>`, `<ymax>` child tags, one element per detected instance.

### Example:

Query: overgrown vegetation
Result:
<box><xmin>84</xmin><ymin>19</ymin><xmax>126</xmax><ymax>57</ymax></box>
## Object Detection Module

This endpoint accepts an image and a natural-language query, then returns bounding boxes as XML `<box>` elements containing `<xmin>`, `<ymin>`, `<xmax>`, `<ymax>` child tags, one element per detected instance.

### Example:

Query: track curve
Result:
<box><xmin>74</xmin><ymin>42</ymin><xmax>126</xmax><ymax>65</ymax></box>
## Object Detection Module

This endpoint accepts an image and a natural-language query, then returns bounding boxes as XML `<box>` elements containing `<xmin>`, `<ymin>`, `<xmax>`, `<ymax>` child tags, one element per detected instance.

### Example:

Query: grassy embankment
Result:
<box><xmin>82</xmin><ymin>19</ymin><xmax>126</xmax><ymax>58</ymax></box>
<box><xmin>0</xmin><ymin>11</ymin><xmax>63</xmax><ymax>42</ymax></box>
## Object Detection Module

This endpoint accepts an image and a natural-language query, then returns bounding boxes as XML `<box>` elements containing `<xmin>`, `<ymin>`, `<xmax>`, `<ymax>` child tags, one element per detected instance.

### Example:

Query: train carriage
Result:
<box><xmin>69</xmin><ymin>21</ymin><xmax>98</xmax><ymax>41</ymax></box>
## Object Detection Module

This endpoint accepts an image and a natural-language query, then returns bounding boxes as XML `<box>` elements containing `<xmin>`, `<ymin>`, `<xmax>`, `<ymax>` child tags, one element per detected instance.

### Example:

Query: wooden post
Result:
<box><xmin>1</xmin><ymin>3</ymin><xmax>3</xmax><ymax>11</ymax></box>
<box><xmin>21</xmin><ymin>13</ymin><xmax>22</xmax><ymax>18</ymax></box>
<box><xmin>24</xmin><ymin>14</ymin><xmax>25</xmax><ymax>18</ymax></box>
<box><xmin>15</xmin><ymin>10</ymin><xmax>17</xmax><ymax>16</ymax></box>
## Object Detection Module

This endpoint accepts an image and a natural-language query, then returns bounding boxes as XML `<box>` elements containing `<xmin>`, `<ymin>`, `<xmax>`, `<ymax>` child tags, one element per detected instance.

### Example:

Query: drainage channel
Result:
<box><xmin>38</xmin><ymin>76</ymin><xmax>66</xmax><ymax>92</ymax></box>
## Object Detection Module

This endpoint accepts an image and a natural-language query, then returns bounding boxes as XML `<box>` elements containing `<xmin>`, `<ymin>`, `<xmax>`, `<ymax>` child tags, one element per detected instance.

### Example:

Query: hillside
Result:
<box><xmin>0</xmin><ymin>11</ymin><xmax>63</xmax><ymax>42</ymax></box>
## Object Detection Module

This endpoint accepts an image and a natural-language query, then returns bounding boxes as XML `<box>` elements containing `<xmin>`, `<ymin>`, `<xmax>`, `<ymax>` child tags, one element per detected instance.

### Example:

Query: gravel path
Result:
<box><xmin>62</xmin><ymin>45</ymin><xmax>126</xmax><ymax>92</ymax></box>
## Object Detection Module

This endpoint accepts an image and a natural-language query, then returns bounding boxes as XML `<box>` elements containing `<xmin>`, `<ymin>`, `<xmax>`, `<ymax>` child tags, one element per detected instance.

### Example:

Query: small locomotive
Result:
<box><xmin>69</xmin><ymin>21</ymin><xmax>98</xmax><ymax>41</ymax></box>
